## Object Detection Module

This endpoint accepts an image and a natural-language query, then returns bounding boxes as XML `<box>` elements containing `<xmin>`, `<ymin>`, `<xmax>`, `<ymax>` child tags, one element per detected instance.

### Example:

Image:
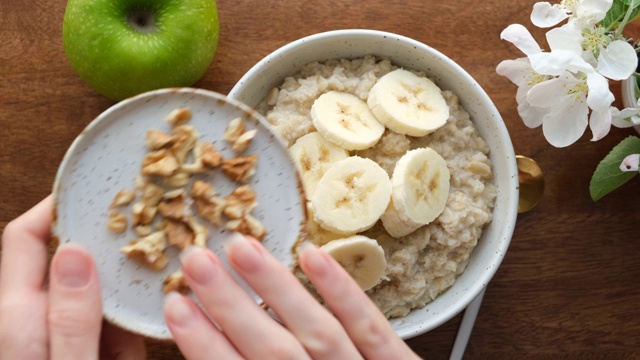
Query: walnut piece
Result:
<box><xmin>162</xmin><ymin>219</ymin><xmax>194</xmax><ymax>250</ymax></box>
<box><xmin>107</xmin><ymin>210</ymin><xmax>128</xmax><ymax>233</ymax></box>
<box><xmin>120</xmin><ymin>231</ymin><xmax>169</xmax><ymax>271</ymax></box>
<box><xmin>142</xmin><ymin>149</ymin><xmax>179</xmax><ymax>177</ymax></box>
<box><xmin>224</xmin><ymin>185</ymin><xmax>257</xmax><ymax>219</ymax></box>
<box><xmin>132</xmin><ymin>202</ymin><xmax>158</xmax><ymax>226</ymax></box>
<box><xmin>109</xmin><ymin>189</ymin><xmax>135</xmax><ymax>209</ymax></box>
<box><xmin>163</xmin><ymin>269</ymin><xmax>190</xmax><ymax>294</ymax></box>
<box><xmin>226</xmin><ymin>214</ymin><xmax>267</xmax><ymax>241</ymax></box>
<box><xmin>224</xmin><ymin>117</ymin><xmax>245</xmax><ymax>143</ymax></box>
<box><xmin>221</xmin><ymin>154</ymin><xmax>258</xmax><ymax>183</ymax></box>
<box><xmin>165</xmin><ymin>108</ymin><xmax>192</xmax><ymax>126</ymax></box>
<box><xmin>158</xmin><ymin>189</ymin><xmax>187</xmax><ymax>220</ymax></box>
<box><xmin>164</xmin><ymin>170</ymin><xmax>191</xmax><ymax>188</ymax></box>
<box><xmin>182</xmin><ymin>142</ymin><xmax>223</xmax><ymax>174</ymax></box>
<box><xmin>171</xmin><ymin>125</ymin><xmax>199</xmax><ymax>165</ymax></box>
<box><xmin>134</xmin><ymin>225</ymin><xmax>153</xmax><ymax>237</ymax></box>
<box><xmin>191</xmin><ymin>181</ymin><xmax>226</xmax><ymax>227</ymax></box>
<box><xmin>145</xmin><ymin>129</ymin><xmax>173</xmax><ymax>150</ymax></box>
<box><xmin>232</xmin><ymin>129</ymin><xmax>257</xmax><ymax>154</ymax></box>
<box><xmin>142</xmin><ymin>182</ymin><xmax>165</xmax><ymax>206</ymax></box>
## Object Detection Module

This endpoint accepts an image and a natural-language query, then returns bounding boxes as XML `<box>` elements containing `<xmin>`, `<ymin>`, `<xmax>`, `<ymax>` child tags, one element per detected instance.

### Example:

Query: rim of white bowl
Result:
<box><xmin>228</xmin><ymin>29</ymin><xmax>519</xmax><ymax>339</ymax></box>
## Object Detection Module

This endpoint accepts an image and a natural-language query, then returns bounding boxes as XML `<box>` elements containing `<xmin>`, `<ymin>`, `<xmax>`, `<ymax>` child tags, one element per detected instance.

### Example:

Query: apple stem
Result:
<box><xmin>128</xmin><ymin>10</ymin><xmax>157</xmax><ymax>34</ymax></box>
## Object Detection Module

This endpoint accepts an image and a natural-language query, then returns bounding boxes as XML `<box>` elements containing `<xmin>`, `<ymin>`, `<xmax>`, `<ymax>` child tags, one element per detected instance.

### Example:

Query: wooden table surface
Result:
<box><xmin>3</xmin><ymin>0</ymin><xmax>640</xmax><ymax>358</ymax></box>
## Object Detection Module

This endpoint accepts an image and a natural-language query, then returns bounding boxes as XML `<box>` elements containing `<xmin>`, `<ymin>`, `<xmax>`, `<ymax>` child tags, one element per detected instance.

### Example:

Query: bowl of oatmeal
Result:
<box><xmin>228</xmin><ymin>29</ymin><xmax>519</xmax><ymax>339</ymax></box>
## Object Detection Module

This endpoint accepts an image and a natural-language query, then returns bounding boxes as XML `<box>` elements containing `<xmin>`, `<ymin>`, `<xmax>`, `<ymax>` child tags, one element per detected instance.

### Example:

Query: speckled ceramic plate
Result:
<box><xmin>52</xmin><ymin>88</ymin><xmax>306</xmax><ymax>340</ymax></box>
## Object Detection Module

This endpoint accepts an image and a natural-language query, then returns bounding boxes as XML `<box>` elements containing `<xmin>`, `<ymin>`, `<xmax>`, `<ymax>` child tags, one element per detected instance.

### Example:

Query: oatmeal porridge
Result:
<box><xmin>258</xmin><ymin>55</ymin><xmax>496</xmax><ymax>318</ymax></box>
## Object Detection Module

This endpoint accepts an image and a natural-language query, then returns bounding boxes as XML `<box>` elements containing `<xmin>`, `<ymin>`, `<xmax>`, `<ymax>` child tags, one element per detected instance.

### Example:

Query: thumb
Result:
<box><xmin>48</xmin><ymin>244</ymin><xmax>103</xmax><ymax>360</ymax></box>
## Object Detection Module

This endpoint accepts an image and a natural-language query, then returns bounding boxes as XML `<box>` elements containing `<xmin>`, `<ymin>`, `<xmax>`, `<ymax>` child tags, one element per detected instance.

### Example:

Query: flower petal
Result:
<box><xmin>529</xmin><ymin>50</ymin><xmax>593</xmax><ymax>76</ymax></box>
<box><xmin>546</xmin><ymin>25</ymin><xmax>582</xmax><ymax>54</ymax></box>
<box><xmin>597</xmin><ymin>40</ymin><xmax>638</xmax><ymax>80</ymax></box>
<box><xmin>531</xmin><ymin>2</ymin><xmax>569</xmax><ymax>28</ymax></box>
<box><xmin>588</xmin><ymin>108</ymin><xmax>612</xmax><ymax>141</ymax></box>
<box><xmin>526</xmin><ymin>73</ymin><xmax>578</xmax><ymax>108</ymax></box>
<box><xmin>500</xmin><ymin>24</ymin><xmax>543</xmax><ymax>56</ymax></box>
<box><xmin>496</xmin><ymin>58</ymin><xmax>535</xmax><ymax>87</ymax></box>
<box><xmin>586</xmin><ymin>72</ymin><xmax>614</xmax><ymax>110</ymax></box>
<box><xmin>576</xmin><ymin>0</ymin><xmax>613</xmax><ymax>25</ymax></box>
<box><xmin>611</xmin><ymin>106</ymin><xmax>640</xmax><ymax>128</ymax></box>
<box><xmin>542</xmin><ymin>92</ymin><xmax>589</xmax><ymax>147</ymax></box>
<box><xmin>620</xmin><ymin>154</ymin><xmax>640</xmax><ymax>172</ymax></box>
<box><xmin>516</xmin><ymin>85</ymin><xmax>546</xmax><ymax>128</ymax></box>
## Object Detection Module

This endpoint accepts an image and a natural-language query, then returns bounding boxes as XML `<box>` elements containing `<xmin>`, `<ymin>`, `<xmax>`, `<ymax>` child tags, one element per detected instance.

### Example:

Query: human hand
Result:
<box><xmin>164</xmin><ymin>233</ymin><xmax>421</xmax><ymax>360</ymax></box>
<box><xmin>0</xmin><ymin>196</ymin><xmax>146</xmax><ymax>360</ymax></box>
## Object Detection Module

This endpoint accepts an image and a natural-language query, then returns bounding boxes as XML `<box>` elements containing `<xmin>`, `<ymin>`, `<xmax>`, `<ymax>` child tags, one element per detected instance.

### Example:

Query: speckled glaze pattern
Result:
<box><xmin>52</xmin><ymin>88</ymin><xmax>306</xmax><ymax>340</ymax></box>
<box><xmin>228</xmin><ymin>29</ymin><xmax>519</xmax><ymax>340</ymax></box>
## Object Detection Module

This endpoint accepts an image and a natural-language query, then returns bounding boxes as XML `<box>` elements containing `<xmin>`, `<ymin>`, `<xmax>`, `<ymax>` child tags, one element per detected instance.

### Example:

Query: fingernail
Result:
<box><xmin>164</xmin><ymin>292</ymin><xmax>195</xmax><ymax>327</ymax></box>
<box><xmin>53</xmin><ymin>244</ymin><xmax>93</xmax><ymax>288</ymax></box>
<box><xmin>224</xmin><ymin>232</ymin><xmax>263</xmax><ymax>273</ymax></box>
<box><xmin>298</xmin><ymin>241</ymin><xmax>330</xmax><ymax>276</ymax></box>
<box><xmin>180</xmin><ymin>246</ymin><xmax>218</xmax><ymax>286</ymax></box>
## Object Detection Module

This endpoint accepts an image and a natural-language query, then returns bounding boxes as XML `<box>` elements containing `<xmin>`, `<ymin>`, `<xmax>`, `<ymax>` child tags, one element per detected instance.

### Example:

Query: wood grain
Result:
<box><xmin>2</xmin><ymin>0</ymin><xmax>640</xmax><ymax>358</ymax></box>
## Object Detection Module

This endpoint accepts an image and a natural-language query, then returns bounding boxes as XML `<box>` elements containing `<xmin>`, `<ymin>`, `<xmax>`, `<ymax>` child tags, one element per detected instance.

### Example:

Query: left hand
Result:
<box><xmin>0</xmin><ymin>196</ymin><xmax>147</xmax><ymax>360</ymax></box>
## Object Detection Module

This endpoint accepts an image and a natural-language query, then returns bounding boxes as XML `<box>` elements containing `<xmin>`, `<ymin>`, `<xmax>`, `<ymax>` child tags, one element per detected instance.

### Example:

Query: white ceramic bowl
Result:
<box><xmin>229</xmin><ymin>29</ymin><xmax>519</xmax><ymax>339</ymax></box>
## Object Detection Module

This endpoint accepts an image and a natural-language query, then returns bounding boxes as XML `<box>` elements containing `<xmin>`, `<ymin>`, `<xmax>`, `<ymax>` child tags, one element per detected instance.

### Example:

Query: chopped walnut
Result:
<box><xmin>158</xmin><ymin>189</ymin><xmax>187</xmax><ymax>220</ymax></box>
<box><xmin>107</xmin><ymin>210</ymin><xmax>128</xmax><ymax>233</ymax></box>
<box><xmin>221</xmin><ymin>154</ymin><xmax>258</xmax><ymax>183</ymax></box>
<box><xmin>134</xmin><ymin>225</ymin><xmax>153</xmax><ymax>237</ymax></box>
<box><xmin>232</xmin><ymin>129</ymin><xmax>257</xmax><ymax>154</ymax></box>
<box><xmin>164</xmin><ymin>170</ymin><xmax>191</xmax><ymax>188</ymax></box>
<box><xmin>132</xmin><ymin>202</ymin><xmax>158</xmax><ymax>226</ymax></box>
<box><xmin>226</xmin><ymin>214</ymin><xmax>267</xmax><ymax>241</ymax></box>
<box><xmin>145</xmin><ymin>129</ymin><xmax>174</xmax><ymax>150</ymax></box>
<box><xmin>165</xmin><ymin>108</ymin><xmax>192</xmax><ymax>126</ymax></box>
<box><xmin>109</xmin><ymin>189</ymin><xmax>135</xmax><ymax>209</ymax></box>
<box><xmin>187</xmin><ymin>217</ymin><xmax>209</xmax><ymax>247</ymax></box>
<box><xmin>162</xmin><ymin>219</ymin><xmax>194</xmax><ymax>250</ymax></box>
<box><xmin>142</xmin><ymin>149</ymin><xmax>179</xmax><ymax>177</ymax></box>
<box><xmin>224</xmin><ymin>185</ymin><xmax>258</xmax><ymax>219</ymax></box>
<box><xmin>120</xmin><ymin>231</ymin><xmax>169</xmax><ymax>271</ymax></box>
<box><xmin>142</xmin><ymin>182</ymin><xmax>165</xmax><ymax>206</ymax></box>
<box><xmin>191</xmin><ymin>181</ymin><xmax>226</xmax><ymax>227</ymax></box>
<box><xmin>182</xmin><ymin>142</ymin><xmax>223</xmax><ymax>173</ymax></box>
<box><xmin>162</xmin><ymin>269</ymin><xmax>190</xmax><ymax>294</ymax></box>
<box><xmin>224</xmin><ymin>117</ymin><xmax>245</xmax><ymax>143</ymax></box>
<box><xmin>171</xmin><ymin>125</ymin><xmax>199</xmax><ymax>165</ymax></box>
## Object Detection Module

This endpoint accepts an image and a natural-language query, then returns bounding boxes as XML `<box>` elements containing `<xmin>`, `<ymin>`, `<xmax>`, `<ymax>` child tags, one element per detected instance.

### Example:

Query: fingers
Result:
<box><xmin>0</xmin><ymin>196</ymin><xmax>52</xmax><ymax>359</ymax></box>
<box><xmin>100</xmin><ymin>321</ymin><xmax>147</xmax><ymax>360</ymax></box>
<box><xmin>299</xmin><ymin>244</ymin><xmax>420</xmax><ymax>360</ymax></box>
<box><xmin>0</xmin><ymin>195</ymin><xmax>53</xmax><ymax>296</ymax></box>
<box><xmin>224</xmin><ymin>234</ymin><xmax>362</xmax><ymax>360</ymax></box>
<box><xmin>48</xmin><ymin>244</ymin><xmax>103</xmax><ymax>360</ymax></box>
<box><xmin>164</xmin><ymin>292</ymin><xmax>243</xmax><ymax>360</ymax></box>
<box><xmin>179</xmin><ymin>246</ymin><xmax>310</xmax><ymax>359</ymax></box>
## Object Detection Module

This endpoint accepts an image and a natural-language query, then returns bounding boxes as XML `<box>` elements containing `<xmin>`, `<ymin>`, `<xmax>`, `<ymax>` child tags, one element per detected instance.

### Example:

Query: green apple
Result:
<box><xmin>62</xmin><ymin>0</ymin><xmax>219</xmax><ymax>101</ymax></box>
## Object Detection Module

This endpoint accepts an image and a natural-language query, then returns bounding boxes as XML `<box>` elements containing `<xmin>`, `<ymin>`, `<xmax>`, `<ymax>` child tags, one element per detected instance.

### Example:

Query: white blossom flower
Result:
<box><xmin>611</xmin><ymin>98</ymin><xmax>640</xmax><ymax>128</ymax></box>
<box><xmin>620</xmin><ymin>154</ymin><xmax>640</xmax><ymax>172</ymax></box>
<box><xmin>499</xmin><ymin>23</ymin><xmax>616</xmax><ymax>145</ymax></box>
<box><xmin>531</xmin><ymin>0</ymin><xmax>613</xmax><ymax>28</ymax></box>
<box><xmin>497</xmin><ymin>58</ymin><xmax>551</xmax><ymax>128</ymax></box>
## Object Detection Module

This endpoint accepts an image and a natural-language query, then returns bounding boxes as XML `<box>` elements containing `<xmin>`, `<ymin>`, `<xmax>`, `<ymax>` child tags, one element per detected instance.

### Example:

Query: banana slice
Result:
<box><xmin>367</xmin><ymin>69</ymin><xmax>449</xmax><ymax>137</ymax></box>
<box><xmin>289</xmin><ymin>132</ymin><xmax>350</xmax><ymax>197</ymax></box>
<box><xmin>311</xmin><ymin>91</ymin><xmax>385</xmax><ymax>151</ymax></box>
<box><xmin>381</xmin><ymin>147</ymin><xmax>450</xmax><ymax>238</ymax></box>
<box><xmin>311</xmin><ymin>156</ymin><xmax>391</xmax><ymax>235</ymax></box>
<box><xmin>305</xmin><ymin>202</ymin><xmax>346</xmax><ymax>246</ymax></box>
<box><xmin>320</xmin><ymin>235</ymin><xmax>387</xmax><ymax>291</ymax></box>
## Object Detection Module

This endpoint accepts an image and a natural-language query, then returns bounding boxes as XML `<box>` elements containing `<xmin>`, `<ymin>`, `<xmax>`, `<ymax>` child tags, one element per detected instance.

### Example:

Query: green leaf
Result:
<box><xmin>590</xmin><ymin>136</ymin><xmax>640</xmax><ymax>201</ymax></box>
<box><xmin>600</xmin><ymin>0</ymin><xmax>640</xmax><ymax>30</ymax></box>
